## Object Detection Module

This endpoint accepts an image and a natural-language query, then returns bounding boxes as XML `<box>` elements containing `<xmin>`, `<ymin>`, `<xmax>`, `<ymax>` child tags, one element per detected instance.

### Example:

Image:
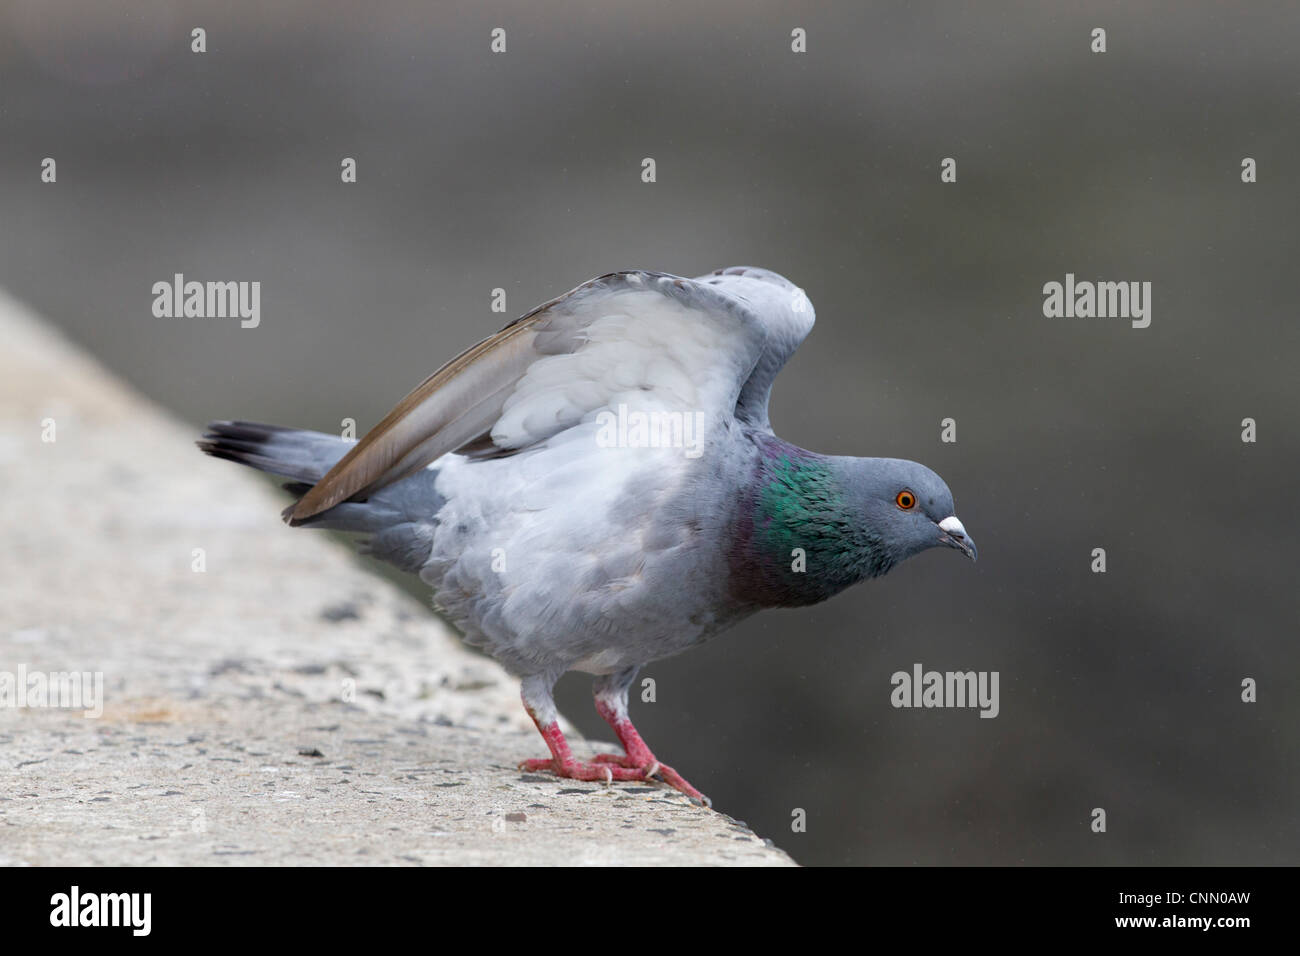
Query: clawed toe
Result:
<box><xmin>641</xmin><ymin>761</ymin><xmax>708</xmax><ymax>805</ymax></box>
<box><xmin>518</xmin><ymin>757</ymin><xmax>643</xmax><ymax>783</ymax></box>
<box><xmin>519</xmin><ymin>754</ymin><xmax>709</xmax><ymax>806</ymax></box>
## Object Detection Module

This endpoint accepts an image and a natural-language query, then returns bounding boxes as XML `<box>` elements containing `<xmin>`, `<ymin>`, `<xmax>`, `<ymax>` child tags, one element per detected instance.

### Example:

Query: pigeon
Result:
<box><xmin>198</xmin><ymin>267</ymin><xmax>976</xmax><ymax>806</ymax></box>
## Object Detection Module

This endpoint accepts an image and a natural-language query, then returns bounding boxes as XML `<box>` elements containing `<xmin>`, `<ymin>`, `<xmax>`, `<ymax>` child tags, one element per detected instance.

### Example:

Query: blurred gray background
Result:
<box><xmin>3</xmin><ymin>0</ymin><xmax>1297</xmax><ymax>865</ymax></box>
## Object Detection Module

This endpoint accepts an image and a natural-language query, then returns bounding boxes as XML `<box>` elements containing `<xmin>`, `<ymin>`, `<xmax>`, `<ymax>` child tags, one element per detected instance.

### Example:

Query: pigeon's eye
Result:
<box><xmin>896</xmin><ymin>490</ymin><xmax>916</xmax><ymax>510</ymax></box>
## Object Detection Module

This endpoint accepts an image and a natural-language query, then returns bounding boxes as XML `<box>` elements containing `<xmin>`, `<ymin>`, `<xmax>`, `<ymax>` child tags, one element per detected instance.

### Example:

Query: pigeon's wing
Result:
<box><xmin>287</xmin><ymin>269</ymin><xmax>804</xmax><ymax>524</ymax></box>
<box><xmin>693</xmin><ymin>266</ymin><xmax>815</xmax><ymax>431</ymax></box>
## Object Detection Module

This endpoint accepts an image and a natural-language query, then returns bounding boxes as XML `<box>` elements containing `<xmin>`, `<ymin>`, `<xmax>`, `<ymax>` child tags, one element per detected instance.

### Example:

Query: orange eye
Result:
<box><xmin>896</xmin><ymin>490</ymin><xmax>916</xmax><ymax>510</ymax></box>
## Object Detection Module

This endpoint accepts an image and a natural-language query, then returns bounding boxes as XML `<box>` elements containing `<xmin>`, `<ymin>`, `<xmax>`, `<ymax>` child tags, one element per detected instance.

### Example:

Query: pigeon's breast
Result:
<box><xmin>417</xmin><ymin>419</ymin><xmax>750</xmax><ymax>676</ymax></box>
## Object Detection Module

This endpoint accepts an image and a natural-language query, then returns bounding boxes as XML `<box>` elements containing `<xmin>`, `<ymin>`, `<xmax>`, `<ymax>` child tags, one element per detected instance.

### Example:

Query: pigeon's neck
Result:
<box><xmin>728</xmin><ymin>436</ymin><xmax>891</xmax><ymax>608</ymax></box>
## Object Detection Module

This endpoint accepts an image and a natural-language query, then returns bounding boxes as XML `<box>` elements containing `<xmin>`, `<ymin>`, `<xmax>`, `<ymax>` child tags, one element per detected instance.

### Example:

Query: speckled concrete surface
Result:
<box><xmin>0</xmin><ymin>289</ymin><xmax>792</xmax><ymax>866</ymax></box>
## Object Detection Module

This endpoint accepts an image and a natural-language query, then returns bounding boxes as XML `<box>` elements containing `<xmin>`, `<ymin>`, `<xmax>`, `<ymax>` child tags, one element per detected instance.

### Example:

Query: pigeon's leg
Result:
<box><xmin>588</xmin><ymin>667</ymin><xmax>711</xmax><ymax>806</ymax></box>
<box><xmin>516</xmin><ymin>674</ymin><xmax>647</xmax><ymax>784</ymax></box>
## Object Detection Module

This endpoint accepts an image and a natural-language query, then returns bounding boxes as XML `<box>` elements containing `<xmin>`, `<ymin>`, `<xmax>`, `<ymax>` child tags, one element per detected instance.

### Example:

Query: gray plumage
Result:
<box><xmin>198</xmin><ymin>267</ymin><xmax>976</xmax><ymax>803</ymax></box>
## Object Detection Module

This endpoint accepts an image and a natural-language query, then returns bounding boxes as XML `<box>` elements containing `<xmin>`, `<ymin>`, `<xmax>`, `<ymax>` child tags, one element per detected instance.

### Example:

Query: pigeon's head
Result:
<box><xmin>845</xmin><ymin>457</ymin><xmax>977</xmax><ymax>566</ymax></box>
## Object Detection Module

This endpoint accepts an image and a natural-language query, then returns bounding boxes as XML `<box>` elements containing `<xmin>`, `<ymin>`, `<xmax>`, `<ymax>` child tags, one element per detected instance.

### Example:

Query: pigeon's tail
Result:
<box><xmin>197</xmin><ymin>420</ymin><xmax>443</xmax><ymax>574</ymax></box>
<box><xmin>197</xmin><ymin>420</ymin><xmax>350</xmax><ymax>488</ymax></box>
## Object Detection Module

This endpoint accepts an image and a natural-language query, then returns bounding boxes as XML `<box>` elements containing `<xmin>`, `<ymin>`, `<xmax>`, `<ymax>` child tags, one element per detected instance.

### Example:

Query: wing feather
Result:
<box><xmin>287</xmin><ymin>320</ymin><xmax>544</xmax><ymax>521</ymax></box>
<box><xmin>287</xmin><ymin>269</ymin><xmax>812</xmax><ymax>524</ymax></box>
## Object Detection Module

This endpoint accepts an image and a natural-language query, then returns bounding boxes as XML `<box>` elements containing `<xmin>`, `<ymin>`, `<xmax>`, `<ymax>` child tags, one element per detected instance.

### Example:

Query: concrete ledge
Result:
<box><xmin>0</xmin><ymin>289</ymin><xmax>792</xmax><ymax>866</ymax></box>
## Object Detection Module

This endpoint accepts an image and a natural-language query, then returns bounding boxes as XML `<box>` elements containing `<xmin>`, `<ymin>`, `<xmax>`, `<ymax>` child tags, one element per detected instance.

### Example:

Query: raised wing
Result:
<box><xmin>287</xmin><ymin>268</ymin><xmax>814</xmax><ymax>524</ymax></box>
<box><xmin>694</xmin><ymin>266</ymin><xmax>815</xmax><ymax>430</ymax></box>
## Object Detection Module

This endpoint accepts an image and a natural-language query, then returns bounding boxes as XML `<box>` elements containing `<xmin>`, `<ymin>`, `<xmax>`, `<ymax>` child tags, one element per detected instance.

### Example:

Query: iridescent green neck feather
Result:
<box><xmin>728</xmin><ymin>440</ymin><xmax>892</xmax><ymax>608</ymax></box>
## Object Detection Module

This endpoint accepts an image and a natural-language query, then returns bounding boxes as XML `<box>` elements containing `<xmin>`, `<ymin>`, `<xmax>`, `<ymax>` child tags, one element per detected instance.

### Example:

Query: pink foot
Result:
<box><xmin>519</xmin><ymin>685</ymin><xmax>712</xmax><ymax>807</ymax></box>
<box><xmin>519</xmin><ymin>754</ymin><xmax>709</xmax><ymax>805</ymax></box>
<box><xmin>592</xmin><ymin>697</ymin><xmax>712</xmax><ymax>806</ymax></box>
<box><xmin>517</xmin><ymin>756</ymin><xmax>652</xmax><ymax>782</ymax></box>
<box><xmin>587</xmin><ymin>753</ymin><xmax>709</xmax><ymax>805</ymax></box>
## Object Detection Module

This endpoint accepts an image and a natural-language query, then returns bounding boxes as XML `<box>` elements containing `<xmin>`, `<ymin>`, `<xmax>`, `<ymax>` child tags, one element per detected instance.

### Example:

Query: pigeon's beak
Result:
<box><xmin>937</xmin><ymin>516</ymin><xmax>977</xmax><ymax>562</ymax></box>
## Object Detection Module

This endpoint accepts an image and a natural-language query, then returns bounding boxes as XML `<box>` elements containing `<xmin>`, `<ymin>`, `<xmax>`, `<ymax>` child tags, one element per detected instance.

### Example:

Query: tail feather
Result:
<box><xmin>197</xmin><ymin>421</ymin><xmax>351</xmax><ymax>485</ymax></box>
<box><xmin>197</xmin><ymin>420</ymin><xmax>444</xmax><ymax>574</ymax></box>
